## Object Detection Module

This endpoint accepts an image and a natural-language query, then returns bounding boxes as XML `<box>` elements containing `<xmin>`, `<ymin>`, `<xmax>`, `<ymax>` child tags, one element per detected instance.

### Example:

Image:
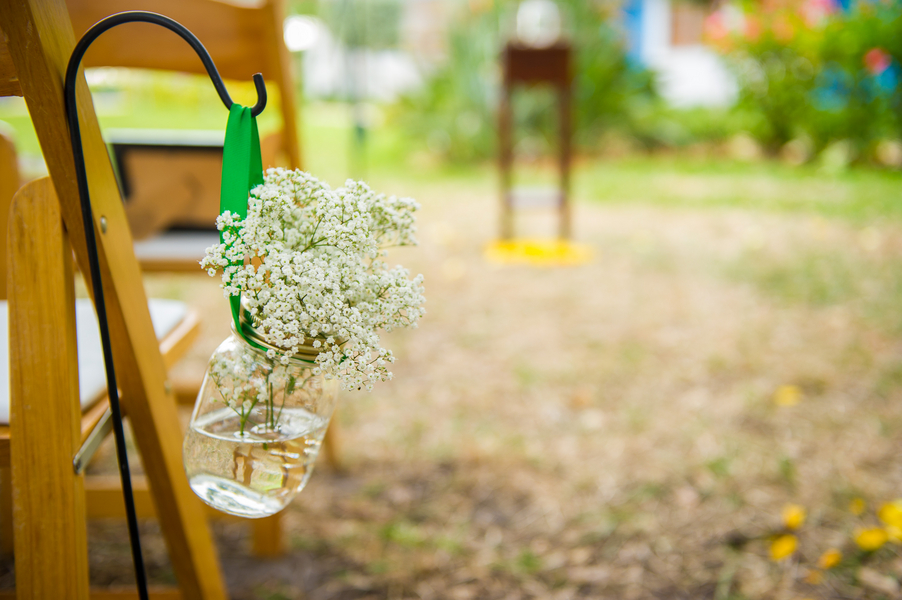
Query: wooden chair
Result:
<box><xmin>66</xmin><ymin>0</ymin><xmax>301</xmax><ymax>272</ymax></box>
<box><xmin>0</xmin><ymin>36</ymin><xmax>211</xmax><ymax>575</ymax></box>
<box><xmin>499</xmin><ymin>42</ymin><xmax>573</xmax><ymax>240</ymax></box>
<box><xmin>0</xmin><ymin>0</ymin><xmax>227</xmax><ymax>596</ymax></box>
<box><xmin>5</xmin><ymin>178</ymin><xmax>208</xmax><ymax>599</ymax></box>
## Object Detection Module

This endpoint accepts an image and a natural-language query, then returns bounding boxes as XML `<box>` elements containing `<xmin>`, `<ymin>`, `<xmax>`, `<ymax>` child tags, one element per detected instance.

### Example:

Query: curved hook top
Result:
<box><xmin>250</xmin><ymin>73</ymin><xmax>267</xmax><ymax>117</ymax></box>
<box><xmin>65</xmin><ymin>10</ymin><xmax>267</xmax><ymax>117</ymax></box>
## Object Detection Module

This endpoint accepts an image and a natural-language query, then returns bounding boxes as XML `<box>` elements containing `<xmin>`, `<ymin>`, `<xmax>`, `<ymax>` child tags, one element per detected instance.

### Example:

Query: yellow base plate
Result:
<box><xmin>484</xmin><ymin>239</ymin><xmax>593</xmax><ymax>267</ymax></box>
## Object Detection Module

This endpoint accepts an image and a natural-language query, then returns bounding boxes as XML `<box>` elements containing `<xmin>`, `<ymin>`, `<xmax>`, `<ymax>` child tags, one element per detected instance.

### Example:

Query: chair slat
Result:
<box><xmin>67</xmin><ymin>0</ymin><xmax>276</xmax><ymax>82</ymax></box>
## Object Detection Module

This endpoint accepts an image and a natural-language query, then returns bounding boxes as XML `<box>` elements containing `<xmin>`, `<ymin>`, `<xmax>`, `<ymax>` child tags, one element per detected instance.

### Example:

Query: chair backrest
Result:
<box><xmin>66</xmin><ymin>0</ymin><xmax>301</xmax><ymax>170</ymax></box>
<box><xmin>0</xmin><ymin>1</ymin><xmax>226</xmax><ymax>596</ymax></box>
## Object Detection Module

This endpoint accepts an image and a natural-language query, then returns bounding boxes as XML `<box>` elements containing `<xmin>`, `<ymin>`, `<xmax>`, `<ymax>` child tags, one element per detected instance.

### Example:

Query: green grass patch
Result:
<box><xmin>5</xmin><ymin>72</ymin><xmax>902</xmax><ymax>224</ymax></box>
<box><xmin>578</xmin><ymin>156</ymin><xmax>902</xmax><ymax>223</ymax></box>
<box><xmin>724</xmin><ymin>247</ymin><xmax>902</xmax><ymax>333</ymax></box>
<box><xmin>379</xmin><ymin>520</ymin><xmax>426</xmax><ymax>548</ymax></box>
<box><xmin>514</xmin><ymin>549</ymin><xmax>543</xmax><ymax>575</ymax></box>
<box><xmin>726</xmin><ymin>248</ymin><xmax>861</xmax><ymax>306</ymax></box>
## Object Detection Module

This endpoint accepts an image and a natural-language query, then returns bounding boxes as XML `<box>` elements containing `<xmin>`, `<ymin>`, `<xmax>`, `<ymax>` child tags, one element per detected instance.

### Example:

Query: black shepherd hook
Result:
<box><xmin>64</xmin><ymin>11</ymin><xmax>267</xmax><ymax>599</ymax></box>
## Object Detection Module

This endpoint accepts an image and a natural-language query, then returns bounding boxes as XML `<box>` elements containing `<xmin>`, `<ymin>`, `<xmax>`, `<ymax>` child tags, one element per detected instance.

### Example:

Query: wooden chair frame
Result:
<box><xmin>1</xmin><ymin>1</ymin><xmax>227</xmax><ymax>596</ymax></box>
<box><xmin>7</xmin><ymin>177</ymin><xmax>202</xmax><ymax>599</ymax></box>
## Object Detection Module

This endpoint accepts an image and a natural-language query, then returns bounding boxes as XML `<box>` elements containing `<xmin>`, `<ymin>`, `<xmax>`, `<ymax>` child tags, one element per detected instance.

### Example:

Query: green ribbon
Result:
<box><xmin>220</xmin><ymin>103</ymin><xmax>263</xmax><ymax>341</ymax></box>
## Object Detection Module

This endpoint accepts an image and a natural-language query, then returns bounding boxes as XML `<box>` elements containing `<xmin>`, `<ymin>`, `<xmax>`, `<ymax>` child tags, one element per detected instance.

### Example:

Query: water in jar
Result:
<box><xmin>183</xmin><ymin>405</ymin><xmax>328</xmax><ymax>518</ymax></box>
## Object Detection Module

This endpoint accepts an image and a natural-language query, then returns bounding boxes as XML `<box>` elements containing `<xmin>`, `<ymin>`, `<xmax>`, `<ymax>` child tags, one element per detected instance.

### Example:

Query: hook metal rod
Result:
<box><xmin>65</xmin><ymin>11</ymin><xmax>267</xmax><ymax>599</ymax></box>
<box><xmin>68</xmin><ymin>11</ymin><xmax>267</xmax><ymax>116</ymax></box>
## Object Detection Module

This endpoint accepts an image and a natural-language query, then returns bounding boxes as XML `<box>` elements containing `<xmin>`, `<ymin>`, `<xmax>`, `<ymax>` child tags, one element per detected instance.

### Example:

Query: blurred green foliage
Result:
<box><xmin>289</xmin><ymin>0</ymin><xmax>403</xmax><ymax>49</ymax></box>
<box><xmin>396</xmin><ymin>0</ymin><xmax>657</xmax><ymax>162</ymax></box>
<box><xmin>396</xmin><ymin>0</ymin><xmax>902</xmax><ymax>166</ymax></box>
<box><xmin>320</xmin><ymin>0</ymin><xmax>402</xmax><ymax>49</ymax></box>
<box><xmin>727</xmin><ymin>1</ymin><xmax>902</xmax><ymax>160</ymax></box>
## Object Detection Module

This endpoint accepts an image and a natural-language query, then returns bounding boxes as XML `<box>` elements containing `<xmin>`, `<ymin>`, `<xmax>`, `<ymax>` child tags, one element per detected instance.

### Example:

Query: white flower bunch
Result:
<box><xmin>202</xmin><ymin>167</ymin><xmax>425</xmax><ymax>391</ymax></box>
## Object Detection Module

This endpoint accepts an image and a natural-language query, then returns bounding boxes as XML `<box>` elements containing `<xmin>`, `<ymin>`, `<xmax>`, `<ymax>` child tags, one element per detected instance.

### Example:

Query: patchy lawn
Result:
<box><xmin>7</xmin><ymin>82</ymin><xmax>902</xmax><ymax>597</ymax></box>
<box><xmin>39</xmin><ymin>157</ymin><xmax>902</xmax><ymax>599</ymax></box>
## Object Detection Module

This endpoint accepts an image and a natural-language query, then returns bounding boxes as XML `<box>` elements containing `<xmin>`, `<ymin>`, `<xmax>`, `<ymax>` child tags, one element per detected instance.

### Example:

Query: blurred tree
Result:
<box><xmin>321</xmin><ymin>0</ymin><xmax>403</xmax><ymax>50</ymax></box>
<box><xmin>397</xmin><ymin>0</ymin><xmax>657</xmax><ymax>162</ymax></box>
<box><xmin>725</xmin><ymin>0</ymin><xmax>902</xmax><ymax>161</ymax></box>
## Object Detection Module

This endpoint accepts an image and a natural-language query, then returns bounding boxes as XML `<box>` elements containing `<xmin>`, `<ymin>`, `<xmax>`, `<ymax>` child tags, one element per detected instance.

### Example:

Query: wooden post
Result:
<box><xmin>558</xmin><ymin>83</ymin><xmax>571</xmax><ymax>240</ymax></box>
<box><xmin>499</xmin><ymin>42</ymin><xmax>573</xmax><ymax>241</ymax></box>
<box><xmin>0</xmin><ymin>3</ymin><xmax>226</xmax><ymax>597</ymax></box>
<box><xmin>9</xmin><ymin>178</ymin><xmax>90</xmax><ymax>599</ymax></box>
<box><xmin>499</xmin><ymin>82</ymin><xmax>514</xmax><ymax>240</ymax></box>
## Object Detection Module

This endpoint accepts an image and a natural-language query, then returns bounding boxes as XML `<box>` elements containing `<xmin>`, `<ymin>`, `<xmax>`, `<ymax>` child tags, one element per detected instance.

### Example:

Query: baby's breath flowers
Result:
<box><xmin>202</xmin><ymin>168</ymin><xmax>425</xmax><ymax>391</ymax></box>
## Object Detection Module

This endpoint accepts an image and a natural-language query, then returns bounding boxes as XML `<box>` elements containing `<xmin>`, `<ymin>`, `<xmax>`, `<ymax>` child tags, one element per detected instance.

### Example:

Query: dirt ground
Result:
<box><xmin>9</xmin><ymin>177</ymin><xmax>902</xmax><ymax>599</ymax></box>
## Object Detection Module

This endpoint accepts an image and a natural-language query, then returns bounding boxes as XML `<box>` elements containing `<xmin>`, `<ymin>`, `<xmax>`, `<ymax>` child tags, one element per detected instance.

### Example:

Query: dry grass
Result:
<box><xmin>22</xmin><ymin>171</ymin><xmax>902</xmax><ymax>599</ymax></box>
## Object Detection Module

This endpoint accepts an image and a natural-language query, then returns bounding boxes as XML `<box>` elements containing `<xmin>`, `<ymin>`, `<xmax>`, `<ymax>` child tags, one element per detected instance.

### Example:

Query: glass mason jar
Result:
<box><xmin>183</xmin><ymin>307</ymin><xmax>338</xmax><ymax>518</ymax></box>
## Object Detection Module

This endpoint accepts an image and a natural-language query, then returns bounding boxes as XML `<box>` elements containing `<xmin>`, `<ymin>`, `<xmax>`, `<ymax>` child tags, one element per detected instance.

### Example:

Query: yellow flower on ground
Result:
<box><xmin>773</xmin><ymin>384</ymin><xmax>802</xmax><ymax>406</ymax></box>
<box><xmin>854</xmin><ymin>527</ymin><xmax>888</xmax><ymax>551</ymax></box>
<box><xmin>849</xmin><ymin>497</ymin><xmax>866</xmax><ymax>516</ymax></box>
<box><xmin>782</xmin><ymin>504</ymin><xmax>807</xmax><ymax>530</ymax></box>
<box><xmin>818</xmin><ymin>548</ymin><xmax>842</xmax><ymax>570</ymax></box>
<box><xmin>878</xmin><ymin>500</ymin><xmax>902</xmax><ymax>528</ymax></box>
<box><xmin>770</xmin><ymin>534</ymin><xmax>798</xmax><ymax>561</ymax></box>
<box><xmin>804</xmin><ymin>569</ymin><xmax>824</xmax><ymax>585</ymax></box>
<box><xmin>885</xmin><ymin>525</ymin><xmax>902</xmax><ymax>544</ymax></box>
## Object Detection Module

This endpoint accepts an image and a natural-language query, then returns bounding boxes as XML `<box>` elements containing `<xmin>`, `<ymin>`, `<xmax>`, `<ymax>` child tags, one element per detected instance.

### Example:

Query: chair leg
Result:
<box><xmin>0</xmin><ymin>467</ymin><xmax>12</xmax><ymax>559</ymax></box>
<box><xmin>252</xmin><ymin>515</ymin><xmax>282</xmax><ymax>557</ymax></box>
<box><xmin>322</xmin><ymin>418</ymin><xmax>342</xmax><ymax>472</ymax></box>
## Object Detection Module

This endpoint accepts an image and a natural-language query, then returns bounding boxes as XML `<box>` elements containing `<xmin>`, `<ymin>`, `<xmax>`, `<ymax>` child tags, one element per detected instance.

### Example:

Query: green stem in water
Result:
<box><xmin>268</xmin><ymin>381</ymin><xmax>275</xmax><ymax>429</ymax></box>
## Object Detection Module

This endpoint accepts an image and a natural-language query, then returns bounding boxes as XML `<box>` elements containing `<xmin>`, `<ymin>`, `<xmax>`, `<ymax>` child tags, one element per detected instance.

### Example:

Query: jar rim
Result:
<box><xmin>236</xmin><ymin>302</ymin><xmax>338</xmax><ymax>363</ymax></box>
